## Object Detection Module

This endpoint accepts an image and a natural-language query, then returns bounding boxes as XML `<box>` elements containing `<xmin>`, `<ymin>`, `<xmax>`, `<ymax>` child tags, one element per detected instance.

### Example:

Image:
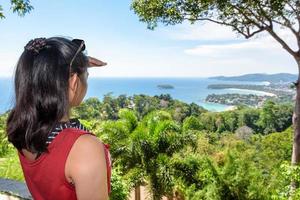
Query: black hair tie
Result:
<box><xmin>24</xmin><ymin>37</ymin><xmax>47</xmax><ymax>55</ymax></box>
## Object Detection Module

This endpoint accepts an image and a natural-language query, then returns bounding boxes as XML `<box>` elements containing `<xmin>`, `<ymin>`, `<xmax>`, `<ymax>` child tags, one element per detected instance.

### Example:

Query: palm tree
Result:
<box><xmin>132</xmin><ymin>110</ymin><xmax>196</xmax><ymax>200</ymax></box>
<box><xmin>100</xmin><ymin>109</ymin><xmax>196</xmax><ymax>200</ymax></box>
<box><xmin>99</xmin><ymin>108</ymin><xmax>144</xmax><ymax>200</ymax></box>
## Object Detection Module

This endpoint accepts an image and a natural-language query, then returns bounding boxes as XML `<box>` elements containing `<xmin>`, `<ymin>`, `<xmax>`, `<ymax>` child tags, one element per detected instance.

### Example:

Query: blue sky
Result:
<box><xmin>0</xmin><ymin>0</ymin><xmax>298</xmax><ymax>77</ymax></box>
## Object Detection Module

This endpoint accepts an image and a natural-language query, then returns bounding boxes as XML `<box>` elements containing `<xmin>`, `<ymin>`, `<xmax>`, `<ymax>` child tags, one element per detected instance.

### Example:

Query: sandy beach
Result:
<box><xmin>227</xmin><ymin>88</ymin><xmax>277</xmax><ymax>97</ymax></box>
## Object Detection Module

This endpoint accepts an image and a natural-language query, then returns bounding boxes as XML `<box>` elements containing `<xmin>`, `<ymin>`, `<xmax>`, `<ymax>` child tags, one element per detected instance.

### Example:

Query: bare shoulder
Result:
<box><xmin>65</xmin><ymin>134</ymin><xmax>108</xmax><ymax>200</ymax></box>
<box><xmin>72</xmin><ymin>134</ymin><xmax>104</xmax><ymax>155</ymax></box>
<box><xmin>67</xmin><ymin>133</ymin><xmax>107</xmax><ymax>171</ymax></box>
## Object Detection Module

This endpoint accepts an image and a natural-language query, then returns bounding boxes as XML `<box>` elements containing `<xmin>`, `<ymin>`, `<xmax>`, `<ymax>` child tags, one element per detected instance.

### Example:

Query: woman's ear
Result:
<box><xmin>69</xmin><ymin>74</ymin><xmax>79</xmax><ymax>105</ymax></box>
<box><xmin>69</xmin><ymin>74</ymin><xmax>79</xmax><ymax>91</ymax></box>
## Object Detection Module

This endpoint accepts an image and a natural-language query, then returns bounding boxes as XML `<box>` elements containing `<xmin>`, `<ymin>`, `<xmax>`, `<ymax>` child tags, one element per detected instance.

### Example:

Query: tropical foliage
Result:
<box><xmin>0</xmin><ymin>94</ymin><xmax>296</xmax><ymax>199</ymax></box>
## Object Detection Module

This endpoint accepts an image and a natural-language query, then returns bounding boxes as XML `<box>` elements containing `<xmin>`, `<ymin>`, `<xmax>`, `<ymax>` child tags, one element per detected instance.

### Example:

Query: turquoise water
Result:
<box><xmin>0</xmin><ymin>77</ymin><xmax>265</xmax><ymax>114</ymax></box>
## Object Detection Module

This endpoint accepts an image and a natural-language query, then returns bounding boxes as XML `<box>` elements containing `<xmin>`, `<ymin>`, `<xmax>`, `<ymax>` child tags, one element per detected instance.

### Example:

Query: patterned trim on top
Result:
<box><xmin>33</xmin><ymin>118</ymin><xmax>89</xmax><ymax>160</ymax></box>
<box><xmin>46</xmin><ymin>118</ymin><xmax>89</xmax><ymax>146</ymax></box>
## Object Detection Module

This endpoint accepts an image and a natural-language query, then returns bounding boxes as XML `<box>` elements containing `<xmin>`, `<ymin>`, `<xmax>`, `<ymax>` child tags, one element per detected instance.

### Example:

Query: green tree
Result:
<box><xmin>135</xmin><ymin>110</ymin><xmax>196</xmax><ymax>199</ymax></box>
<box><xmin>222</xmin><ymin>111</ymin><xmax>239</xmax><ymax>133</ymax></box>
<box><xmin>182</xmin><ymin>116</ymin><xmax>204</xmax><ymax>132</ymax></box>
<box><xmin>257</xmin><ymin>101</ymin><xmax>293</xmax><ymax>134</ymax></box>
<box><xmin>116</xmin><ymin>94</ymin><xmax>130</xmax><ymax>108</ymax></box>
<box><xmin>100</xmin><ymin>109</ymin><xmax>196</xmax><ymax>200</ymax></box>
<box><xmin>237</xmin><ymin>108</ymin><xmax>261</xmax><ymax>133</ymax></box>
<box><xmin>109</xmin><ymin>167</ymin><xmax>131</xmax><ymax>200</ymax></box>
<box><xmin>133</xmin><ymin>94</ymin><xmax>160</xmax><ymax>119</ymax></box>
<box><xmin>72</xmin><ymin>97</ymin><xmax>103</xmax><ymax>120</ymax></box>
<box><xmin>257</xmin><ymin>101</ymin><xmax>278</xmax><ymax>134</ymax></box>
<box><xmin>200</xmin><ymin>112</ymin><xmax>217</xmax><ymax>132</ymax></box>
<box><xmin>99</xmin><ymin>108</ymin><xmax>142</xmax><ymax>200</ymax></box>
<box><xmin>170</xmin><ymin>100</ymin><xmax>191</xmax><ymax>123</ymax></box>
<box><xmin>0</xmin><ymin>112</ymin><xmax>12</xmax><ymax>156</ymax></box>
<box><xmin>0</xmin><ymin>0</ymin><xmax>33</xmax><ymax>19</ymax></box>
<box><xmin>102</xmin><ymin>93</ymin><xmax>120</xmax><ymax>120</ymax></box>
<box><xmin>189</xmin><ymin>102</ymin><xmax>206</xmax><ymax>117</ymax></box>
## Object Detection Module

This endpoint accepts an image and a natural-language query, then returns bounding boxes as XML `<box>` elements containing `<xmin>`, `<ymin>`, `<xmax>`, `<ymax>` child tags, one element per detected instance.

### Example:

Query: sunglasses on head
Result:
<box><xmin>69</xmin><ymin>38</ymin><xmax>107</xmax><ymax>71</ymax></box>
<box><xmin>69</xmin><ymin>39</ymin><xmax>86</xmax><ymax>74</ymax></box>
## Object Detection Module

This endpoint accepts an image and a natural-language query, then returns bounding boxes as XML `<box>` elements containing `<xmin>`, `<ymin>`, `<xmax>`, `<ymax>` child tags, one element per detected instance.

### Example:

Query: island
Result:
<box><xmin>157</xmin><ymin>84</ymin><xmax>174</xmax><ymax>89</ymax></box>
<box><xmin>209</xmin><ymin>73</ymin><xmax>297</xmax><ymax>83</ymax></box>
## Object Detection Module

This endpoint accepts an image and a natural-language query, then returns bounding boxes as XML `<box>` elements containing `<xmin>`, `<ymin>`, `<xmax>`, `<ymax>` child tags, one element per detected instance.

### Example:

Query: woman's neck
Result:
<box><xmin>59</xmin><ymin>112</ymin><xmax>70</xmax><ymax>122</ymax></box>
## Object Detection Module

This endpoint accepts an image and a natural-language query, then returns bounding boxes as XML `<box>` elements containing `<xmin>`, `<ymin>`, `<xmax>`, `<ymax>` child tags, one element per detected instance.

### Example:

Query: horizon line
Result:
<box><xmin>0</xmin><ymin>72</ymin><xmax>297</xmax><ymax>79</ymax></box>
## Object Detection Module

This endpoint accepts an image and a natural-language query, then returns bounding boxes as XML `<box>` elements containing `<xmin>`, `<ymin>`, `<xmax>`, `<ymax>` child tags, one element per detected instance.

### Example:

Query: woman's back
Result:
<box><xmin>18</xmin><ymin>120</ymin><xmax>111</xmax><ymax>200</ymax></box>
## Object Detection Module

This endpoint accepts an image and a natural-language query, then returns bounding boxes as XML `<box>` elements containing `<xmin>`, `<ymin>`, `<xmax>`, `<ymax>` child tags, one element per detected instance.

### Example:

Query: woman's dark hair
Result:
<box><xmin>6</xmin><ymin>37</ymin><xmax>89</xmax><ymax>154</ymax></box>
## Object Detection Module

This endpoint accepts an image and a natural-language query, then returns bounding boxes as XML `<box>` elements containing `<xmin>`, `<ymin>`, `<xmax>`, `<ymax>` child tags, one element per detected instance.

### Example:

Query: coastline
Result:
<box><xmin>199</xmin><ymin>101</ymin><xmax>233</xmax><ymax>112</ymax></box>
<box><xmin>0</xmin><ymin>77</ymin><xmax>282</xmax><ymax>114</ymax></box>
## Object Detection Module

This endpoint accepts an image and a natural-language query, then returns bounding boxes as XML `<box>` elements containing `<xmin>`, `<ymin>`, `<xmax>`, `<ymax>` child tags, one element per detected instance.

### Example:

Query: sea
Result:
<box><xmin>0</xmin><ymin>77</ymin><xmax>271</xmax><ymax>114</ymax></box>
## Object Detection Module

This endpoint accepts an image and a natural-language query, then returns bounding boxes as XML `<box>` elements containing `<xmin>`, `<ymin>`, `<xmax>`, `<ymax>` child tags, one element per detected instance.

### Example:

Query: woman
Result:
<box><xmin>6</xmin><ymin>37</ymin><xmax>111</xmax><ymax>200</ymax></box>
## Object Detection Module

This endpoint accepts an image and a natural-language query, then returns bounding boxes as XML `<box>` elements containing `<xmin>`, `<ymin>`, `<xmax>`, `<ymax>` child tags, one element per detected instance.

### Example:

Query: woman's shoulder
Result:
<box><xmin>73</xmin><ymin>134</ymin><xmax>103</xmax><ymax>150</ymax></box>
<box><xmin>66</xmin><ymin>133</ymin><xmax>107</xmax><ymax>172</ymax></box>
<box><xmin>65</xmin><ymin>133</ymin><xmax>109</xmax><ymax>198</ymax></box>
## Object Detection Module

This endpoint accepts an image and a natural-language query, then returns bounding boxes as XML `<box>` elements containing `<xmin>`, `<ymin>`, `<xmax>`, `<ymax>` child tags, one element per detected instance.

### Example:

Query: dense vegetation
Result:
<box><xmin>206</xmin><ymin>93</ymin><xmax>270</xmax><ymax>107</ymax></box>
<box><xmin>0</xmin><ymin>93</ymin><xmax>297</xmax><ymax>199</ymax></box>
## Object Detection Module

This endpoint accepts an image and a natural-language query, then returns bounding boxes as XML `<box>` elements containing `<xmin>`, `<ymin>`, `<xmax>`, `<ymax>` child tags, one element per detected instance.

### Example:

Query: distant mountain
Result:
<box><xmin>209</xmin><ymin>73</ymin><xmax>297</xmax><ymax>83</ymax></box>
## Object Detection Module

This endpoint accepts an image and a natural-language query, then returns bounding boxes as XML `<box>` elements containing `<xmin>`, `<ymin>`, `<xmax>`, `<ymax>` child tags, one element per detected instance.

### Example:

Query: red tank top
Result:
<box><xmin>18</xmin><ymin>128</ymin><xmax>111</xmax><ymax>200</ymax></box>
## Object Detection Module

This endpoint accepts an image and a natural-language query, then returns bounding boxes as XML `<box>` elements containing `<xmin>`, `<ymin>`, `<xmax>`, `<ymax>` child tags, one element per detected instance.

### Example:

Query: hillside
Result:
<box><xmin>209</xmin><ymin>73</ymin><xmax>297</xmax><ymax>83</ymax></box>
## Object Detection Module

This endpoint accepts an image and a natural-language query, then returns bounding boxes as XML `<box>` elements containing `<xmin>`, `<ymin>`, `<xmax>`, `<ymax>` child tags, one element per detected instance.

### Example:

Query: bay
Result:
<box><xmin>0</xmin><ymin>77</ymin><xmax>267</xmax><ymax>114</ymax></box>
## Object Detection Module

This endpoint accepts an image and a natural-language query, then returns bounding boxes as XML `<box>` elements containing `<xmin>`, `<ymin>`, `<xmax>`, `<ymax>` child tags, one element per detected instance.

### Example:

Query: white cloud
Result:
<box><xmin>163</xmin><ymin>20</ymin><xmax>298</xmax><ymax>50</ymax></box>
<box><xmin>183</xmin><ymin>29</ymin><xmax>296</xmax><ymax>58</ymax></box>
<box><xmin>184</xmin><ymin>41</ymin><xmax>269</xmax><ymax>56</ymax></box>
<box><xmin>174</xmin><ymin>23</ymin><xmax>299</xmax><ymax>77</ymax></box>
<box><xmin>162</xmin><ymin>22</ymin><xmax>240</xmax><ymax>41</ymax></box>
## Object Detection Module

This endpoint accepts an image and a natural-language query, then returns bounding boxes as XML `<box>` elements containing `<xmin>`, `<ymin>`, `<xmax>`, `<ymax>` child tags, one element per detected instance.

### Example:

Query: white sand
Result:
<box><xmin>227</xmin><ymin>88</ymin><xmax>277</xmax><ymax>97</ymax></box>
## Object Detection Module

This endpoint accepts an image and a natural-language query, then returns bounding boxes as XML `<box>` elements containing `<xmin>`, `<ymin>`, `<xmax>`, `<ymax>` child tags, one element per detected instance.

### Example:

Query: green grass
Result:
<box><xmin>0</xmin><ymin>149</ymin><xmax>24</xmax><ymax>181</ymax></box>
